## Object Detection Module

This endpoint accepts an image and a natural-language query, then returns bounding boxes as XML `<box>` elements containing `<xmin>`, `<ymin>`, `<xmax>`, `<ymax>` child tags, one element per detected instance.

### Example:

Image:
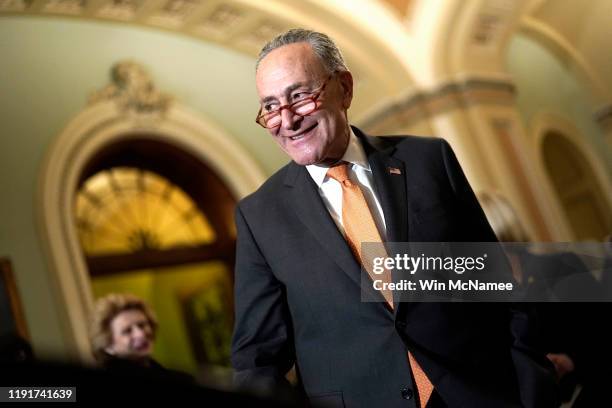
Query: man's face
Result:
<box><xmin>256</xmin><ymin>42</ymin><xmax>353</xmax><ymax>166</ymax></box>
<box><xmin>105</xmin><ymin>309</ymin><xmax>154</xmax><ymax>360</ymax></box>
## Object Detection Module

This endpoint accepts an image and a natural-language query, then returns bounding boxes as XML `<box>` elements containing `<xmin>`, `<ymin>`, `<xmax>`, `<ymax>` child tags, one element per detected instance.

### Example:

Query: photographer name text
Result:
<box><xmin>374</xmin><ymin>279</ymin><xmax>514</xmax><ymax>292</ymax></box>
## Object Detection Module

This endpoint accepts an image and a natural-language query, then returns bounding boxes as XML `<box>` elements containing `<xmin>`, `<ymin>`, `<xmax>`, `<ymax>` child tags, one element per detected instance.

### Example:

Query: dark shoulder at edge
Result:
<box><xmin>237</xmin><ymin>161</ymin><xmax>294</xmax><ymax>208</ymax></box>
<box><xmin>372</xmin><ymin>134</ymin><xmax>445</xmax><ymax>156</ymax></box>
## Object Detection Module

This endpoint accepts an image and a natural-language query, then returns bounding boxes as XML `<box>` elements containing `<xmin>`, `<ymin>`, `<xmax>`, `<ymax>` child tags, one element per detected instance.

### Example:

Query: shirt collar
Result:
<box><xmin>306</xmin><ymin>127</ymin><xmax>371</xmax><ymax>188</ymax></box>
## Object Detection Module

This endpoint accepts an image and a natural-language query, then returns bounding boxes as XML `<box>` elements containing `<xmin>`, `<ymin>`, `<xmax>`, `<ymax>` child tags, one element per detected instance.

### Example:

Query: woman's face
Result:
<box><xmin>105</xmin><ymin>309</ymin><xmax>154</xmax><ymax>360</ymax></box>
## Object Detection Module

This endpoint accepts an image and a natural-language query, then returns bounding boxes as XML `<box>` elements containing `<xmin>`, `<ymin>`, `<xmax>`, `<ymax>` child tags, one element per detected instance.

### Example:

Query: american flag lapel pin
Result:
<box><xmin>388</xmin><ymin>167</ymin><xmax>402</xmax><ymax>175</ymax></box>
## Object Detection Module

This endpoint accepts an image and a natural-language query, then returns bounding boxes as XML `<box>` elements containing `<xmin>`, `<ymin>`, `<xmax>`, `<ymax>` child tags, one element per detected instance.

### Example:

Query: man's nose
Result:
<box><xmin>280</xmin><ymin>107</ymin><xmax>301</xmax><ymax>130</ymax></box>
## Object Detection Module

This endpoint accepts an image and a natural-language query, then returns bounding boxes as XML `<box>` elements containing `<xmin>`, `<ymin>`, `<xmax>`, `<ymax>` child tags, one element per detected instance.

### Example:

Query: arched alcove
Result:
<box><xmin>37</xmin><ymin>96</ymin><xmax>265</xmax><ymax>362</ymax></box>
<box><xmin>76</xmin><ymin>138</ymin><xmax>238</xmax><ymax>372</ymax></box>
<box><xmin>541</xmin><ymin>132</ymin><xmax>611</xmax><ymax>241</ymax></box>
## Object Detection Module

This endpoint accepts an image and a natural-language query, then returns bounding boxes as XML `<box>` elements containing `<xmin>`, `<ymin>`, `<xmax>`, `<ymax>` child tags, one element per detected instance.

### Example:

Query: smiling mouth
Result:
<box><xmin>133</xmin><ymin>341</ymin><xmax>151</xmax><ymax>351</ymax></box>
<box><xmin>287</xmin><ymin>124</ymin><xmax>317</xmax><ymax>141</ymax></box>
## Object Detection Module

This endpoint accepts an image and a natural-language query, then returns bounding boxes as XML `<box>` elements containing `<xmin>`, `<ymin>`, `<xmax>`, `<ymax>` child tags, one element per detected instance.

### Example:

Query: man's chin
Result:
<box><xmin>287</xmin><ymin>150</ymin><xmax>319</xmax><ymax>166</ymax></box>
<box><xmin>293</xmin><ymin>157</ymin><xmax>320</xmax><ymax>166</ymax></box>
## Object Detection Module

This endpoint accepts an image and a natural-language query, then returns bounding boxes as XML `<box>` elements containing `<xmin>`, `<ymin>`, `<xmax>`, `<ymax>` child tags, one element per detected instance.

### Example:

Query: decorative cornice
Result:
<box><xmin>359</xmin><ymin>78</ymin><xmax>516</xmax><ymax>131</ymax></box>
<box><xmin>0</xmin><ymin>0</ymin><xmax>286</xmax><ymax>57</ymax></box>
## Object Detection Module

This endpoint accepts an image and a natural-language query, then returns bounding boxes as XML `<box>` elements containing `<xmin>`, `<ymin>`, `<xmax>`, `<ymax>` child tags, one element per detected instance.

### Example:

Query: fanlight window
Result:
<box><xmin>75</xmin><ymin>167</ymin><xmax>215</xmax><ymax>255</ymax></box>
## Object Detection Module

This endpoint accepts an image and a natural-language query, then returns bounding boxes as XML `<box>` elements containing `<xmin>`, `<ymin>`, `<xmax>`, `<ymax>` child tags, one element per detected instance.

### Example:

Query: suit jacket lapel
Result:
<box><xmin>355</xmin><ymin>127</ymin><xmax>413</xmax><ymax>313</ymax></box>
<box><xmin>284</xmin><ymin>162</ymin><xmax>363</xmax><ymax>288</ymax></box>
<box><xmin>356</xmin><ymin>128</ymin><xmax>409</xmax><ymax>244</ymax></box>
<box><xmin>285</xmin><ymin>161</ymin><xmax>395</xmax><ymax>312</ymax></box>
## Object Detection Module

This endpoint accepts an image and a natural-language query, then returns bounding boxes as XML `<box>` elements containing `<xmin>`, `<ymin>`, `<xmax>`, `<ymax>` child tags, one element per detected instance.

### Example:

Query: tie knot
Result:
<box><xmin>327</xmin><ymin>163</ymin><xmax>350</xmax><ymax>184</ymax></box>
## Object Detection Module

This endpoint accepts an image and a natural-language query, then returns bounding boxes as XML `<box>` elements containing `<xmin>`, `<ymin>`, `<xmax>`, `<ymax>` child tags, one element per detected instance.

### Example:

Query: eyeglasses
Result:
<box><xmin>255</xmin><ymin>74</ymin><xmax>333</xmax><ymax>129</ymax></box>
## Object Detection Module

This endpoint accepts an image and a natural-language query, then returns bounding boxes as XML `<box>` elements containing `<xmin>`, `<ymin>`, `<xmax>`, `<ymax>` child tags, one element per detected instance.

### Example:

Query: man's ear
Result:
<box><xmin>338</xmin><ymin>70</ymin><xmax>353</xmax><ymax>110</ymax></box>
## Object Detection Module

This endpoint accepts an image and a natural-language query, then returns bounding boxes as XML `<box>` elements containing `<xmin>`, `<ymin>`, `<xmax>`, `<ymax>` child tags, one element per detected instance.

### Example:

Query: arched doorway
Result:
<box><xmin>75</xmin><ymin>138</ymin><xmax>236</xmax><ymax>374</ymax></box>
<box><xmin>542</xmin><ymin>132</ymin><xmax>611</xmax><ymax>241</ymax></box>
<box><xmin>38</xmin><ymin>88</ymin><xmax>265</xmax><ymax>363</ymax></box>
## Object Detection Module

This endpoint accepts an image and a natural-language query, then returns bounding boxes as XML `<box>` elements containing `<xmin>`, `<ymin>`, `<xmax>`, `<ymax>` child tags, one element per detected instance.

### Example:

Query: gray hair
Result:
<box><xmin>256</xmin><ymin>28</ymin><xmax>348</xmax><ymax>74</ymax></box>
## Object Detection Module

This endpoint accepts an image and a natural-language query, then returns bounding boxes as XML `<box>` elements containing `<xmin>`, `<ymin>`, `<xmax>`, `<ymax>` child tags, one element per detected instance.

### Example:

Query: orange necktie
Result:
<box><xmin>327</xmin><ymin>163</ymin><xmax>434</xmax><ymax>408</ymax></box>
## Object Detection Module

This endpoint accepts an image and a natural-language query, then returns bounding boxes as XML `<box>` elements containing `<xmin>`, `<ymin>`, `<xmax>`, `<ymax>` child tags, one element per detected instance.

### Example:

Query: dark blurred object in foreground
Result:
<box><xmin>0</xmin><ymin>333</ymin><xmax>34</xmax><ymax>363</ymax></box>
<box><xmin>0</xmin><ymin>359</ymin><xmax>305</xmax><ymax>405</ymax></box>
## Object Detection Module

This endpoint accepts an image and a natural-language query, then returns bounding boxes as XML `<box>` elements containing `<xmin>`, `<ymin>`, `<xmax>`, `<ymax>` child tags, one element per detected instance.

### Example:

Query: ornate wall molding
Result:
<box><xmin>89</xmin><ymin>60</ymin><xmax>172</xmax><ymax>116</ymax></box>
<box><xmin>359</xmin><ymin>77</ymin><xmax>516</xmax><ymax>131</ymax></box>
<box><xmin>0</xmin><ymin>1</ymin><xmax>279</xmax><ymax>56</ymax></box>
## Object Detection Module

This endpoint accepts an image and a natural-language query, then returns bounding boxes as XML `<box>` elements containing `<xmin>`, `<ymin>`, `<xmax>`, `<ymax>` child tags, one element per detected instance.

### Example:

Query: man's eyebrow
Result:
<box><xmin>260</xmin><ymin>82</ymin><xmax>310</xmax><ymax>104</ymax></box>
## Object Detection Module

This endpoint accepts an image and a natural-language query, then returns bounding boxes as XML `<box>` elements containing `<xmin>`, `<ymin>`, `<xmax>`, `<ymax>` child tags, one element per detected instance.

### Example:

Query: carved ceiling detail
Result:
<box><xmin>0</xmin><ymin>0</ymin><xmax>293</xmax><ymax>57</ymax></box>
<box><xmin>2</xmin><ymin>0</ymin><xmax>422</xmax><ymax>97</ymax></box>
<box><xmin>89</xmin><ymin>60</ymin><xmax>172</xmax><ymax>115</ymax></box>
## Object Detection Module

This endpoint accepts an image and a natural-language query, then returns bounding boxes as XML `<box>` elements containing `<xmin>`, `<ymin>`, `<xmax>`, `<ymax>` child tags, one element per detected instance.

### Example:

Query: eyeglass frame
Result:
<box><xmin>255</xmin><ymin>73</ymin><xmax>335</xmax><ymax>129</ymax></box>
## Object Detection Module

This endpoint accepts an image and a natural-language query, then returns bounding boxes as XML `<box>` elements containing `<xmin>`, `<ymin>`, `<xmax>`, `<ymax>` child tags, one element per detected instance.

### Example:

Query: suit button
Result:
<box><xmin>396</xmin><ymin>321</ymin><xmax>406</xmax><ymax>328</ymax></box>
<box><xmin>401</xmin><ymin>387</ymin><xmax>413</xmax><ymax>400</ymax></box>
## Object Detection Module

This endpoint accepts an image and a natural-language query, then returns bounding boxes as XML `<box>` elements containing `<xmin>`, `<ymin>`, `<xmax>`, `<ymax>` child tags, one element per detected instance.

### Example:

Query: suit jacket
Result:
<box><xmin>231</xmin><ymin>127</ymin><xmax>558</xmax><ymax>408</ymax></box>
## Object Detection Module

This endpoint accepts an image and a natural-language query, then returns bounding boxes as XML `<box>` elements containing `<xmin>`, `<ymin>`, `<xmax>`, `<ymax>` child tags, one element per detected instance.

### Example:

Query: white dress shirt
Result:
<box><xmin>306</xmin><ymin>128</ymin><xmax>387</xmax><ymax>241</ymax></box>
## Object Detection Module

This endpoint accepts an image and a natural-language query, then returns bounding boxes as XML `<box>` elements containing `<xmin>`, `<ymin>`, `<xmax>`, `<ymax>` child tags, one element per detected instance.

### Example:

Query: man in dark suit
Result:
<box><xmin>231</xmin><ymin>28</ymin><xmax>557</xmax><ymax>407</ymax></box>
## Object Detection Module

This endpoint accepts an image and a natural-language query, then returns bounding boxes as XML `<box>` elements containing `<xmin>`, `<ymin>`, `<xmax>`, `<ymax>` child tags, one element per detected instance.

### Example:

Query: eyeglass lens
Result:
<box><xmin>262</xmin><ymin>99</ymin><xmax>317</xmax><ymax>128</ymax></box>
